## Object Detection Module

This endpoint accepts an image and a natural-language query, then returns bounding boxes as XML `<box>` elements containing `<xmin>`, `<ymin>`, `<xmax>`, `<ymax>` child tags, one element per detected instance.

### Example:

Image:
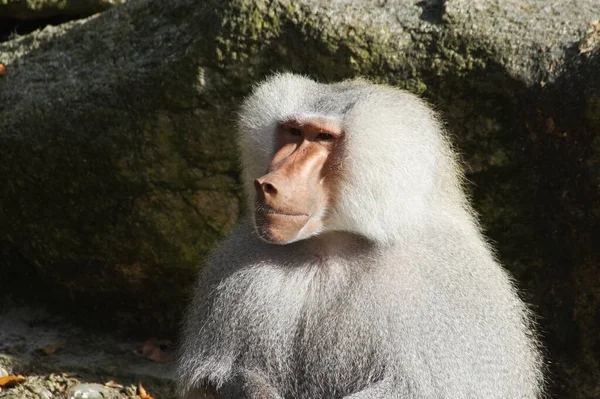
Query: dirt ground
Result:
<box><xmin>0</xmin><ymin>299</ymin><xmax>175</xmax><ymax>398</ymax></box>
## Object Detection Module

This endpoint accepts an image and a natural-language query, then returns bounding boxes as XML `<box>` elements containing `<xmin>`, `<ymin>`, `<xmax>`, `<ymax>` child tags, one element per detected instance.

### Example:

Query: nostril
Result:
<box><xmin>263</xmin><ymin>182</ymin><xmax>277</xmax><ymax>195</ymax></box>
<box><xmin>254</xmin><ymin>179</ymin><xmax>278</xmax><ymax>196</ymax></box>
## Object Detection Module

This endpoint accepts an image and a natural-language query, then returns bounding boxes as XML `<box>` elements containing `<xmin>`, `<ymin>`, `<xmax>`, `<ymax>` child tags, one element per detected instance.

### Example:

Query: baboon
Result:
<box><xmin>177</xmin><ymin>73</ymin><xmax>544</xmax><ymax>399</ymax></box>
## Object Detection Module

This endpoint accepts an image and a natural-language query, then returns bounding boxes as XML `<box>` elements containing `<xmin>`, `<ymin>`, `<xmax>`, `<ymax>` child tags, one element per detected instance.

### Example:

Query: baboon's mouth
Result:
<box><xmin>255</xmin><ymin>205</ymin><xmax>309</xmax><ymax>218</ymax></box>
<box><xmin>253</xmin><ymin>205</ymin><xmax>312</xmax><ymax>244</ymax></box>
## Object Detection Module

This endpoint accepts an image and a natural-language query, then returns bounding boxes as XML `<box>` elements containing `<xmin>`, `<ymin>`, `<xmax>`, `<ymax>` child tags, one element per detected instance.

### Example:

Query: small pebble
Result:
<box><xmin>66</xmin><ymin>383</ymin><xmax>117</xmax><ymax>399</ymax></box>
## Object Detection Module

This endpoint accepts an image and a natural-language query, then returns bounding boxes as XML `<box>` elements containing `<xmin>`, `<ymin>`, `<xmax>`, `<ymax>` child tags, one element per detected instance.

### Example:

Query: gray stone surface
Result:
<box><xmin>0</xmin><ymin>0</ymin><xmax>598</xmax><ymax>397</ymax></box>
<box><xmin>67</xmin><ymin>383</ymin><xmax>119</xmax><ymax>399</ymax></box>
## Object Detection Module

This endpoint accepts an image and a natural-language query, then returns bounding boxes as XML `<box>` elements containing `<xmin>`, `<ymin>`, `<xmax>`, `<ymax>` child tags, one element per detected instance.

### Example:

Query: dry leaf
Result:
<box><xmin>136</xmin><ymin>338</ymin><xmax>175</xmax><ymax>363</ymax></box>
<box><xmin>138</xmin><ymin>382</ymin><xmax>155</xmax><ymax>399</ymax></box>
<box><xmin>41</xmin><ymin>341</ymin><xmax>66</xmax><ymax>355</ymax></box>
<box><xmin>0</xmin><ymin>375</ymin><xmax>25</xmax><ymax>388</ymax></box>
<box><xmin>104</xmin><ymin>380</ymin><xmax>123</xmax><ymax>389</ymax></box>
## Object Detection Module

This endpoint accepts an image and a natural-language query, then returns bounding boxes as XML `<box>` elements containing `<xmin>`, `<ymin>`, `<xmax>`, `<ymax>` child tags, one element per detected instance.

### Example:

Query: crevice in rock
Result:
<box><xmin>416</xmin><ymin>0</ymin><xmax>446</xmax><ymax>24</ymax></box>
<box><xmin>0</xmin><ymin>15</ymin><xmax>80</xmax><ymax>42</ymax></box>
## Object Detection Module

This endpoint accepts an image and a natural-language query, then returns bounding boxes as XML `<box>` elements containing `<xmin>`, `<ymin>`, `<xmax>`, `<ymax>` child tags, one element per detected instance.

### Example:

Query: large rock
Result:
<box><xmin>0</xmin><ymin>0</ymin><xmax>598</xmax><ymax>397</ymax></box>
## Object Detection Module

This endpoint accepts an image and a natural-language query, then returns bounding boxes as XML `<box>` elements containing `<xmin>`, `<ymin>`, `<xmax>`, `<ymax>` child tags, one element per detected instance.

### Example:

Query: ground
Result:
<box><xmin>0</xmin><ymin>298</ymin><xmax>175</xmax><ymax>399</ymax></box>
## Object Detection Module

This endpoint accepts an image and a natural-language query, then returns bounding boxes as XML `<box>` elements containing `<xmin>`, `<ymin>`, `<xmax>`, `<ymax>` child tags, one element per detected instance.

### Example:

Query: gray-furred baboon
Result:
<box><xmin>177</xmin><ymin>73</ymin><xmax>545</xmax><ymax>398</ymax></box>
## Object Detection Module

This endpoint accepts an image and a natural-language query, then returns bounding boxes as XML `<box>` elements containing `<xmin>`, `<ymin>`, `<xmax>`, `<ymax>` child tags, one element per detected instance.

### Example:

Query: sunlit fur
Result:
<box><xmin>177</xmin><ymin>73</ymin><xmax>545</xmax><ymax>399</ymax></box>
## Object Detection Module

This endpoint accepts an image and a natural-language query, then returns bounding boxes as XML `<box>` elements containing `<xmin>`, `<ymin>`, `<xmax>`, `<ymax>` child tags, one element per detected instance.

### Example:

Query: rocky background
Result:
<box><xmin>0</xmin><ymin>0</ymin><xmax>598</xmax><ymax>398</ymax></box>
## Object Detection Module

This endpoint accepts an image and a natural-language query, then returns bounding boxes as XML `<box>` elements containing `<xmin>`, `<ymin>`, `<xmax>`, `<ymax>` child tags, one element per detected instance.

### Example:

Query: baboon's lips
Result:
<box><xmin>254</xmin><ymin>208</ymin><xmax>310</xmax><ymax>244</ymax></box>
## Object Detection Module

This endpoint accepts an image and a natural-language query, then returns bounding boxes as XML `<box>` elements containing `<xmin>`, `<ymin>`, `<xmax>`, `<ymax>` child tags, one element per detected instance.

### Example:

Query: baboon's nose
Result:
<box><xmin>254</xmin><ymin>178</ymin><xmax>278</xmax><ymax>197</ymax></box>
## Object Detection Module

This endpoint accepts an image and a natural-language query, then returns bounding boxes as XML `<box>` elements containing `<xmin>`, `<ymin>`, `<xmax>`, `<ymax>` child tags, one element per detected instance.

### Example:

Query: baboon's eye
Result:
<box><xmin>289</xmin><ymin>127</ymin><xmax>302</xmax><ymax>136</ymax></box>
<box><xmin>317</xmin><ymin>133</ymin><xmax>334</xmax><ymax>141</ymax></box>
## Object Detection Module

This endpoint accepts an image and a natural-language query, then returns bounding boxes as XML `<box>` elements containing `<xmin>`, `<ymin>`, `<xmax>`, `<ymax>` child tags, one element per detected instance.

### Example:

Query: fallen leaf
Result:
<box><xmin>138</xmin><ymin>382</ymin><xmax>155</xmax><ymax>399</ymax></box>
<box><xmin>0</xmin><ymin>63</ymin><xmax>6</xmax><ymax>76</ymax></box>
<box><xmin>136</xmin><ymin>338</ymin><xmax>175</xmax><ymax>363</ymax></box>
<box><xmin>40</xmin><ymin>341</ymin><xmax>66</xmax><ymax>355</ymax></box>
<box><xmin>104</xmin><ymin>380</ymin><xmax>123</xmax><ymax>389</ymax></box>
<box><xmin>0</xmin><ymin>375</ymin><xmax>25</xmax><ymax>388</ymax></box>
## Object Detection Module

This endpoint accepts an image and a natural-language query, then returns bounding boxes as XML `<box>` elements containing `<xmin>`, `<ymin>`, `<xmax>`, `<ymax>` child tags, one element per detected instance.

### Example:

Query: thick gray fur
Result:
<box><xmin>177</xmin><ymin>74</ymin><xmax>545</xmax><ymax>399</ymax></box>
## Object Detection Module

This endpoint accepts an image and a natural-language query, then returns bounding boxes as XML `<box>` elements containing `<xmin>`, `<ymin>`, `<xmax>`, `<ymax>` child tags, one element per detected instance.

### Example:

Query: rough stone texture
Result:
<box><xmin>0</xmin><ymin>0</ymin><xmax>598</xmax><ymax>398</ymax></box>
<box><xmin>0</xmin><ymin>0</ymin><xmax>126</xmax><ymax>19</ymax></box>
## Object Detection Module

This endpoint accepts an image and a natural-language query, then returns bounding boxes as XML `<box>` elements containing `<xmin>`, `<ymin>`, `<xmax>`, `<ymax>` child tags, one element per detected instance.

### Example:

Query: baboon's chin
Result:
<box><xmin>254</xmin><ymin>213</ymin><xmax>310</xmax><ymax>245</ymax></box>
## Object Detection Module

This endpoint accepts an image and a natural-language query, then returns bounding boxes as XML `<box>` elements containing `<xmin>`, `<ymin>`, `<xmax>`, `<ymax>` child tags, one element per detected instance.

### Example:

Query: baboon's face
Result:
<box><xmin>253</xmin><ymin>117</ymin><xmax>343</xmax><ymax>245</ymax></box>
